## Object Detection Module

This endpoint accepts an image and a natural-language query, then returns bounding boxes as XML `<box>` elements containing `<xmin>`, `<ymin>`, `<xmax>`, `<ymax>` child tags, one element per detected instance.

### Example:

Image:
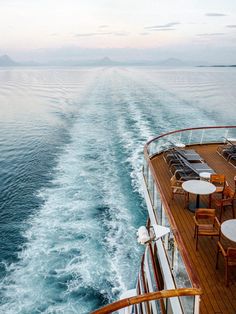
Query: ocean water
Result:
<box><xmin>0</xmin><ymin>66</ymin><xmax>235</xmax><ymax>313</ymax></box>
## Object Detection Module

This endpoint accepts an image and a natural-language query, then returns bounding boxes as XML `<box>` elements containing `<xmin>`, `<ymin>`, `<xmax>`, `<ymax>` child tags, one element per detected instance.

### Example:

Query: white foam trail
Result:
<box><xmin>0</xmin><ymin>68</ymin><xmax>145</xmax><ymax>313</ymax></box>
<box><xmin>0</xmin><ymin>67</ymin><xmax>226</xmax><ymax>313</ymax></box>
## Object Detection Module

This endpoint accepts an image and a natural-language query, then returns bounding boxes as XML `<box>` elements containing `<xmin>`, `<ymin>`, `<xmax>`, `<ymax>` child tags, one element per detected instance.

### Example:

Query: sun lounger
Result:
<box><xmin>217</xmin><ymin>139</ymin><xmax>236</xmax><ymax>160</ymax></box>
<box><xmin>229</xmin><ymin>154</ymin><xmax>236</xmax><ymax>167</ymax></box>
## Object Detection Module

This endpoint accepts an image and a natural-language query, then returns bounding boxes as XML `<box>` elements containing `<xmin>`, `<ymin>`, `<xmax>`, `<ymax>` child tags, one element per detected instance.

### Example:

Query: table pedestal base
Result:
<box><xmin>187</xmin><ymin>194</ymin><xmax>204</xmax><ymax>213</ymax></box>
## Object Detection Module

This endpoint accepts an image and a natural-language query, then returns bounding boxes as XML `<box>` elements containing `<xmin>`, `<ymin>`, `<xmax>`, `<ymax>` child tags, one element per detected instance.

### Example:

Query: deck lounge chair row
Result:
<box><xmin>163</xmin><ymin>148</ymin><xmax>214</xmax><ymax>181</ymax></box>
<box><xmin>217</xmin><ymin>139</ymin><xmax>236</xmax><ymax>167</ymax></box>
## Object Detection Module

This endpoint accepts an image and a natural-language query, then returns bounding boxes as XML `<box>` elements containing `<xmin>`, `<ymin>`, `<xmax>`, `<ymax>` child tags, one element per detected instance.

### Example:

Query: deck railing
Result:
<box><xmin>146</xmin><ymin>126</ymin><xmax>236</xmax><ymax>158</ymax></box>
<box><xmin>142</xmin><ymin>168</ymin><xmax>200</xmax><ymax>314</ymax></box>
<box><xmin>142</xmin><ymin>126</ymin><xmax>236</xmax><ymax>313</ymax></box>
<box><xmin>91</xmin><ymin>288</ymin><xmax>202</xmax><ymax>314</ymax></box>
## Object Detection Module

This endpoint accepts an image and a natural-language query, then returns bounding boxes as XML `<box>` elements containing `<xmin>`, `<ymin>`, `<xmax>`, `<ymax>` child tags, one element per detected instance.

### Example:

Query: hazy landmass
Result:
<box><xmin>0</xmin><ymin>55</ymin><xmax>18</xmax><ymax>66</ymax></box>
<box><xmin>198</xmin><ymin>64</ymin><xmax>236</xmax><ymax>67</ymax></box>
<box><xmin>0</xmin><ymin>54</ymin><xmax>235</xmax><ymax>68</ymax></box>
<box><xmin>0</xmin><ymin>55</ymin><xmax>192</xmax><ymax>67</ymax></box>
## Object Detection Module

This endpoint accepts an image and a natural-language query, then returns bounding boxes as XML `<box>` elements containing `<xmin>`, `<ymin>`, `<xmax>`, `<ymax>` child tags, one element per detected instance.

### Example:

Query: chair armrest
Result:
<box><xmin>218</xmin><ymin>241</ymin><xmax>227</xmax><ymax>257</ymax></box>
<box><xmin>214</xmin><ymin>217</ymin><xmax>221</xmax><ymax>228</ymax></box>
<box><xmin>214</xmin><ymin>197</ymin><xmax>232</xmax><ymax>205</ymax></box>
<box><xmin>175</xmin><ymin>180</ymin><xmax>184</xmax><ymax>187</ymax></box>
<box><xmin>193</xmin><ymin>216</ymin><xmax>200</xmax><ymax>226</ymax></box>
<box><xmin>222</xmin><ymin>198</ymin><xmax>233</xmax><ymax>204</ymax></box>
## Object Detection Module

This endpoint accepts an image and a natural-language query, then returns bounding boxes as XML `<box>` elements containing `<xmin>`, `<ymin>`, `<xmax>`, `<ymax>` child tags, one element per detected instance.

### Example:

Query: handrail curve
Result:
<box><xmin>145</xmin><ymin>125</ymin><xmax>236</xmax><ymax>148</ymax></box>
<box><xmin>91</xmin><ymin>288</ymin><xmax>202</xmax><ymax>314</ymax></box>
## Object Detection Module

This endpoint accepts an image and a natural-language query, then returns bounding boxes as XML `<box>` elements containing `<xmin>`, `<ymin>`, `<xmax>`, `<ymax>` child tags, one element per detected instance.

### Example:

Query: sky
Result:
<box><xmin>0</xmin><ymin>0</ymin><xmax>236</xmax><ymax>64</ymax></box>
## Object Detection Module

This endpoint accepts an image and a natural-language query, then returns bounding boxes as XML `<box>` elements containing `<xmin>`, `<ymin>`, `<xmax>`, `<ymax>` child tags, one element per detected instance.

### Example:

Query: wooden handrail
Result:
<box><xmin>91</xmin><ymin>288</ymin><xmax>202</xmax><ymax>314</ymax></box>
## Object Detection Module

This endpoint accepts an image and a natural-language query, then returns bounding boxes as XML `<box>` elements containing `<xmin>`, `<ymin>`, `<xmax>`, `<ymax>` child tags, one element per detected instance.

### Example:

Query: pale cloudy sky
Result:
<box><xmin>0</xmin><ymin>0</ymin><xmax>236</xmax><ymax>63</ymax></box>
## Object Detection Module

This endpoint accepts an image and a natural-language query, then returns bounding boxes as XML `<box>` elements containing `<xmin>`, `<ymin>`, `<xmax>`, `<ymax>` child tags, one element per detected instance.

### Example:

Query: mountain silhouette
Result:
<box><xmin>0</xmin><ymin>54</ymin><xmax>18</xmax><ymax>66</ymax></box>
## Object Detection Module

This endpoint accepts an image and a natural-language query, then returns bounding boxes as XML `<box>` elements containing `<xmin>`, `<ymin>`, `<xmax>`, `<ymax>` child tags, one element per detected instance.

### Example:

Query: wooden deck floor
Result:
<box><xmin>150</xmin><ymin>144</ymin><xmax>236</xmax><ymax>314</ymax></box>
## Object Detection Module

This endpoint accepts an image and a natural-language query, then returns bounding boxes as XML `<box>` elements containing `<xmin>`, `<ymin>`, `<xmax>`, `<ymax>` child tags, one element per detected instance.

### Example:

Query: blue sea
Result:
<box><xmin>0</xmin><ymin>66</ymin><xmax>235</xmax><ymax>313</ymax></box>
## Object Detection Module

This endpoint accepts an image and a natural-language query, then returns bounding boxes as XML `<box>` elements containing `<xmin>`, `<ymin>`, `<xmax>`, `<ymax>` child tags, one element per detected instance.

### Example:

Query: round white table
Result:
<box><xmin>182</xmin><ymin>180</ymin><xmax>216</xmax><ymax>212</ymax></box>
<box><xmin>221</xmin><ymin>219</ymin><xmax>236</xmax><ymax>242</ymax></box>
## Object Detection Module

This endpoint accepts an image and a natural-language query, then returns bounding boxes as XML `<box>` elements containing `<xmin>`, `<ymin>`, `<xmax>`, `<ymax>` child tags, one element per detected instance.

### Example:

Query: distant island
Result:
<box><xmin>0</xmin><ymin>55</ymin><xmax>190</xmax><ymax>67</ymax></box>
<box><xmin>0</xmin><ymin>54</ymin><xmax>18</xmax><ymax>66</ymax></box>
<box><xmin>198</xmin><ymin>64</ymin><xmax>236</xmax><ymax>68</ymax></box>
<box><xmin>0</xmin><ymin>54</ymin><xmax>236</xmax><ymax>68</ymax></box>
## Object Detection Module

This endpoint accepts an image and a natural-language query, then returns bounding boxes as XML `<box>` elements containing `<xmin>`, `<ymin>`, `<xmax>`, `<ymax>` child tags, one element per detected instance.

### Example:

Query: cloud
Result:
<box><xmin>205</xmin><ymin>13</ymin><xmax>227</xmax><ymax>17</ymax></box>
<box><xmin>145</xmin><ymin>22</ymin><xmax>180</xmax><ymax>30</ymax></box>
<box><xmin>75</xmin><ymin>32</ymin><xmax>112</xmax><ymax>37</ymax></box>
<box><xmin>151</xmin><ymin>28</ymin><xmax>176</xmax><ymax>32</ymax></box>
<box><xmin>98</xmin><ymin>25</ymin><xmax>109</xmax><ymax>28</ymax></box>
<box><xmin>113</xmin><ymin>32</ymin><xmax>129</xmax><ymax>36</ymax></box>
<box><xmin>140</xmin><ymin>32</ymin><xmax>150</xmax><ymax>36</ymax></box>
<box><xmin>74</xmin><ymin>31</ymin><xmax>129</xmax><ymax>37</ymax></box>
<box><xmin>226</xmin><ymin>25</ymin><xmax>236</xmax><ymax>28</ymax></box>
<box><xmin>197</xmin><ymin>33</ymin><xmax>225</xmax><ymax>37</ymax></box>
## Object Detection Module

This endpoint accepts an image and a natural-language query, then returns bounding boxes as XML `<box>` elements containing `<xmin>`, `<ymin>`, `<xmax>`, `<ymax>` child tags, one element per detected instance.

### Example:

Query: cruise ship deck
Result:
<box><xmin>150</xmin><ymin>143</ymin><xmax>236</xmax><ymax>314</ymax></box>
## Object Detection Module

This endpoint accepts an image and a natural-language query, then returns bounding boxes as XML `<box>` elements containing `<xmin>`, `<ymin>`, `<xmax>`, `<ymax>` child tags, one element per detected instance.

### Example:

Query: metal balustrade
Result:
<box><xmin>146</xmin><ymin>126</ymin><xmax>236</xmax><ymax>157</ymax></box>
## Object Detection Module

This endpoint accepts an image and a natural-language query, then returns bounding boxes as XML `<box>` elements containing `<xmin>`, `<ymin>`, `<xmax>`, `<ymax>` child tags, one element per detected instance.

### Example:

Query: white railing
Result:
<box><xmin>146</xmin><ymin>126</ymin><xmax>236</xmax><ymax>157</ymax></box>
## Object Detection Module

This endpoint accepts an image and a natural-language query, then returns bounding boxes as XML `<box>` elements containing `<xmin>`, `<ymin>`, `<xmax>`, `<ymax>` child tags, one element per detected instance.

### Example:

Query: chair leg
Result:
<box><xmin>216</xmin><ymin>246</ymin><xmax>220</xmax><ymax>269</ymax></box>
<box><xmin>232</xmin><ymin>203</ymin><xmax>235</xmax><ymax>219</ymax></box>
<box><xmin>225</xmin><ymin>261</ymin><xmax>229</xmax><ymax>287</ymax></box>
<box><xmin>196</xmin><ymin>231</ymin><xmax>199</xmax><ymax>250</ymax></box>
<box><xmin>184</xmin><ymin>192</ymin><xmax>189</xmax><ymax>208</ymax></box>
<box><xmin>219</xmin><ymin>205</ymin><xmax>223</xmax><ymax>222</ymax></box>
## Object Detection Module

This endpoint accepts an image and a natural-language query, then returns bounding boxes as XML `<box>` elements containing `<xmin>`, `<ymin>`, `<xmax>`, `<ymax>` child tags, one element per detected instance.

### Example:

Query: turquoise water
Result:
<box><xmin>0</xmin><ymin>66</ymin><xmax>235</xmax><ymax>313</ymax></box>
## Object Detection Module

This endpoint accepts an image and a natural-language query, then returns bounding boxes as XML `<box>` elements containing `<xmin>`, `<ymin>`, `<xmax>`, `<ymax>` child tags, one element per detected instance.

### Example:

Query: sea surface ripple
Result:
<box><xmin>0</xmin><ymin>66</ymin><xmax>235</xmax><ymax>313</ymax></box>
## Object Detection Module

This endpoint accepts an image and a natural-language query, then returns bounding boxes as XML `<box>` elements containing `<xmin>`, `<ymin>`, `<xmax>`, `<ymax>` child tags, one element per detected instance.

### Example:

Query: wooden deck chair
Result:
<box><xmin>209</xmin><ymin>174</ymin><xmax>226</xmax><ymax>207</ymax></box>
<box><xmin>213</xmin><ymin>184</ymin><xmax>236</xmax><ymax>222</ymax></box>
<box><xmin>193</xmin><ymin>208</ymin><xmax>220</xmax><ymax>250</ymax></box>
<box><xmin>216</xmin><ymin>238</ymin><xmax>236</xmax><ymax>286</ymax></box>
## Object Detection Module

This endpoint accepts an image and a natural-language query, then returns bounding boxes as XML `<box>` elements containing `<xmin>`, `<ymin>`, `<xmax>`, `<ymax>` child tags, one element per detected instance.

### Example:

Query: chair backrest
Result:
<box><xmin>195</xmin><ymin>208</ymin><xmax>216</xmax><ymax>222</ymax></box>
<box><xmin>170</xmin><ymin>175</ymin><xmax>177</xmax><ymax>186</ymax></box>
<box><xmin>228</xmin><ymin>145</ymin><xmax>236</xmax><ymax>153</ymax></box>
<box><xmin>177</xmin><ymin>154</ymin><xmax>200</xmax><ymax>175</ymax></box>
<box><xmin>223</xmin><ymin>185</ymin><xmax>235</xmax><ymax>199</ymax></box>
<box><xmin>210</xmin><ymin>174</ymin><xmax>225</xmax><ymax>186</ymax></box>
<box><xmin>172</xmin><ymin>152</ymin><xmax>199</xmax><ymax>178</ymax></box>
<box><xmin>234</xmin><ymin>176</ymin><xmax>236</xmax><ymax>195</ymax></box>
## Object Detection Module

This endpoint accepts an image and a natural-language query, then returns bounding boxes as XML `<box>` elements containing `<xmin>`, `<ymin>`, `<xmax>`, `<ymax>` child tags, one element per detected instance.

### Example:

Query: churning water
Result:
<box><xmin>0</xmin><ymin>66</ymin><xmax>235</xmax><ymax>313</ymax></box>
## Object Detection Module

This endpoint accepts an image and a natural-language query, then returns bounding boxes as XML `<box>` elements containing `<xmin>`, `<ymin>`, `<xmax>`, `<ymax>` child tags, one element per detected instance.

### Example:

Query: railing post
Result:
<box><xmin>194</xmin><ymin>295</ymin><xmax>201</xmax><ymax>314</ymax></box>
<box><xmin>168</xmin><ymin>237</ymin><xmax>175</xmax><ymax>269</ymax></box>
<box><xmin>200</xmin><ymin>129</ymin><xmax>205</xmax><ymax>144</ymax></box>
<box><xmin>160</xmin><ymin>203</ymin><xmax>163</xmax><ymax>225</ymax></box>
<box><xmin>224</xmin><ymin>129</ymin><xmax>229</xmax><ymax>142</ymax></box>
<box><xmin>152</xmin><ymin>179</ymin><xmax>155</xmax><ymax>207</ymax></box>
<box><xmin>146</xmin><ymin>163</ymin><xmax>149</xmax><ymax>187</ymax></box>
<box><xmin>188</xmin><ymin>131</ymin><xmax>192</xmax><ymax>145</ymax></box>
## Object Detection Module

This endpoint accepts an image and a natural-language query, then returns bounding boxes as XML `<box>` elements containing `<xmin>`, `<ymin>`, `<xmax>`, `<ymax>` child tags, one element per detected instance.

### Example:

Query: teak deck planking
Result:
<box><xmin>150</xmin><ymin>144</ymin><xmax>236</xmax><ymax>314</ymax></box>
